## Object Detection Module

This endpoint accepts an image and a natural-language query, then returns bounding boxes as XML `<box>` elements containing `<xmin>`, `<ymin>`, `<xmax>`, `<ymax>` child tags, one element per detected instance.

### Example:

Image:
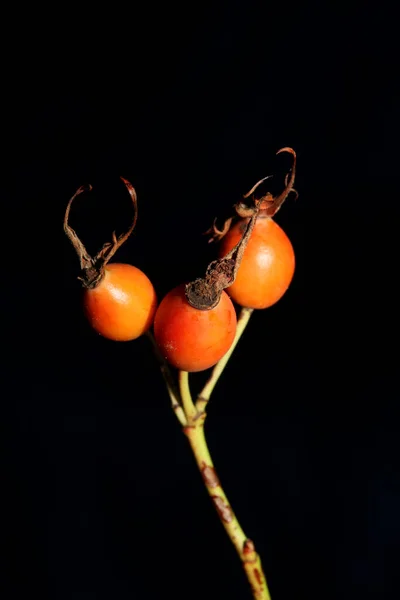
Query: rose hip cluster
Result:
<box><xmin>64</xmin><ymin>148</ymin><xmax>297</xmax><ymax>372</ymax></box>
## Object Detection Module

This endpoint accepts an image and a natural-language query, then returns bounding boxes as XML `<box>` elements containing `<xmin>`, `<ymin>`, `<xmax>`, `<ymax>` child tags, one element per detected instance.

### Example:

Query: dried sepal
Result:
<box><xmin>204</xmin><ymin>216</ymin><xmax>233</xmax><ymax>243</ymax></box>
<box><xmin>63</xmin><ymin>177</ymin><xmax>138</xmax><ymax>289</ymax></box>
<box><xmin>186</xmin><ymin>200</ymin><xmax>261</xmax><ymax>310</ymax></box>
<box><xmin>204</xmin><ymin>147</ymin><xmax>297</xmax><ymax>247</ymax></box>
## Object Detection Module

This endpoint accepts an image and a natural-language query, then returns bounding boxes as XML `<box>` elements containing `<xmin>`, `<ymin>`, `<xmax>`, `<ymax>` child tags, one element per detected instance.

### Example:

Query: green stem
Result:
<box><xmin>181</xmin><ymin>410</ymin><xmax>271</xmax><ymax>599</ymax></box>
<box><xmin>178</xmin><ymin>370</ymin><xmax>197</xmax><ymax>421</ymax></box>
<box><xmin>197</xmin><ymin>307</ymin><xmax>253</xmax><ymax>412</ymax></box>
<box><xmin>146</xmin><ymin>331</ymin><xmax>187</xmax><ymax>426</ymax></box>
<box><xmin>152</xmin><ymin>307</ymin><xmax>271</xmax><ymax>598</ymax></box>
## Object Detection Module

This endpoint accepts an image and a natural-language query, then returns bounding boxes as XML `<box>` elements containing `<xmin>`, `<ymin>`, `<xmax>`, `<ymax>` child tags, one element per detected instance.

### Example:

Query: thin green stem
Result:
<box><xmin>196</xmin><ymin>307</ymin><xmax>253</xmax><ymax>412</ymax></box>
<box><xmin>183</xmin><ymin>412</ymin><xmax>271</xmax><ymax>599</ymax></box>
<box><xmin>152</xmin><ymin>306</ymin><xmax>270</xmax><ymax>598</ymax></box>
<box><xmin>178</xmin><ymin>370</ymin><xmax>197</xmax><ymax>421</ymax></box>
<box><xmin>145</xmin><ymin>331</ymin><xmax>187</xmax><ymax>426</ymax></box>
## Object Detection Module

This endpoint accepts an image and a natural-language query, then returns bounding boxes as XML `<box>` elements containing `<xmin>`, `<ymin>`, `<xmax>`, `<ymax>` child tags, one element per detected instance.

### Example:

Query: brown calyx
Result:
<box><xmin>63</xmin><ymin>178</ymin><xmax>138</xmax><ymax>289</ymax></box>
<box><xmin>206</xmin><ymin>147</ymin><xmax>298</xmax><ymax>243</ymax></box>
<box><xmin>185</xmin><ymin>199</ymin><xmax>261</xmax><ymax>310</ymax></box>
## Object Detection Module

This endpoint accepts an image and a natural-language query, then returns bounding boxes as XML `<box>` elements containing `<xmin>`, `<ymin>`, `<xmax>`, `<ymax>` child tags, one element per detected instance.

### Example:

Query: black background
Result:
<box><xmin>2</xmin><ymin>2</ymin><xmax>400</xmax><ymax>599</ymax></box>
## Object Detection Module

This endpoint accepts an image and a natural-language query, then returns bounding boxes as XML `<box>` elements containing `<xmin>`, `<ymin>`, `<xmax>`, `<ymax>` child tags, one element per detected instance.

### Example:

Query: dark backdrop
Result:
<box><xmin>2</xmin><ymin>2</ymin><xmax>399</xmax><ymax>599</ymax></box>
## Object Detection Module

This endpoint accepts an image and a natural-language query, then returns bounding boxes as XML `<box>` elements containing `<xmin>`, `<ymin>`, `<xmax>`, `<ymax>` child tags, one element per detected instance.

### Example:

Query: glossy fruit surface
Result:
<box><xmin>83</xmin><ymin>263</ymin><xmax>157</xmax><ymax>341</ymax></box>
<box><xmin>219</xmin><ymin>216</ymin><xmax>295</xmax><ymax>309</ymax></box>
<box><xmin>154</xmin><ymin>284</ymin><xmax>237</xmax><ymax>372</ymax></box>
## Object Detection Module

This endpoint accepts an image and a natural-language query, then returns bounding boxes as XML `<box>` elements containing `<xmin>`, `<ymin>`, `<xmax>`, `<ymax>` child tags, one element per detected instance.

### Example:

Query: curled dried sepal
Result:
<box><xmin>242</xmin><ymin>174</ymin><xmax>274</xmax><ymax>200</ymax></box>
<box><xmin>63</xmin><ymin>177</ymin><xmax>138</xmax><ymax>289</ymax></box>
<box><xmin>239</xmin><ymin>147</ymin><xmax>297</xmax><ymax>218</ymax></box>
<box><xmin>205</xmin><ymin>148</ymin><xmax>297</xmax><ymax>244</ymax></box>
<box><xmin>185</xmin><ymin>200</ymin><xmax>261</xmax><ymax>310</ymax></box>
<box><xmin>204</xmin><ymin>177</ymin><xmax>273</xmax><ymax>244</ymax></box>
<box><xmin>204</xmin><ymin>216</ymin><xmax>233</xmax><ymax>244</ymax></box>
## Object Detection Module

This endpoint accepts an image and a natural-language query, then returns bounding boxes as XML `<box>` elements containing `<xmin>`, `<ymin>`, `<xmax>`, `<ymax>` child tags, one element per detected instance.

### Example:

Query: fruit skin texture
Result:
<box><xmin>219</xmin><ymin>216</ymin><xmax>295</xmax><ymax>309</ymax></box>
<box><xmin>154</xmin><ymin>284</ymin><xmax>237</xmax><ymax>372</ymax></box>
<box><xmin>83</xmin><ymin>263</ymin><xmax>157</xmax><ymax>341</ymax></box>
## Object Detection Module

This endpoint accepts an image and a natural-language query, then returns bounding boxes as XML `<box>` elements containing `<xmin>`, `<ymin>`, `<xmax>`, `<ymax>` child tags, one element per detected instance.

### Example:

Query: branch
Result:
<box><xmin>145</xmin><ymin>331</ymin><xmax>187</xmax><ymax>426</ymax></box>
<box><xmin>196</xmin><ymin>307</ymin><xmax>253</xmax><ymax>413</ymax></box>
<box><xmin>183</xmin><ymin>417</ymin><xmax>271</xmax><ymax>600</ymax></box>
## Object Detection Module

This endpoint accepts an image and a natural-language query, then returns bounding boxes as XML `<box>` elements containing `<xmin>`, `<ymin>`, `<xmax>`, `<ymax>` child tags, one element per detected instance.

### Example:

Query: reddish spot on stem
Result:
<box><xmin>182</xmin><ymin>426</ymin><xmax>195</xmax><ymax>435</ymax></box>
<box><xmin>254</xmin><ymin>568</ymin><xmax>263</xmax><ymax>586</ymax></box>
<box><xmin>211</xmin><ymin>496</ymin><xmax>233</xmax><ymax>523</ymax></box>
<box><xmin>201</xmin><ymin>463</ymin><xmax>220</xmax><ymax>488</ymax></box>
<box><xmin>243</xmin><ymin>539</ymin><xmax>255</xmax><ymax>555</ymax></box>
